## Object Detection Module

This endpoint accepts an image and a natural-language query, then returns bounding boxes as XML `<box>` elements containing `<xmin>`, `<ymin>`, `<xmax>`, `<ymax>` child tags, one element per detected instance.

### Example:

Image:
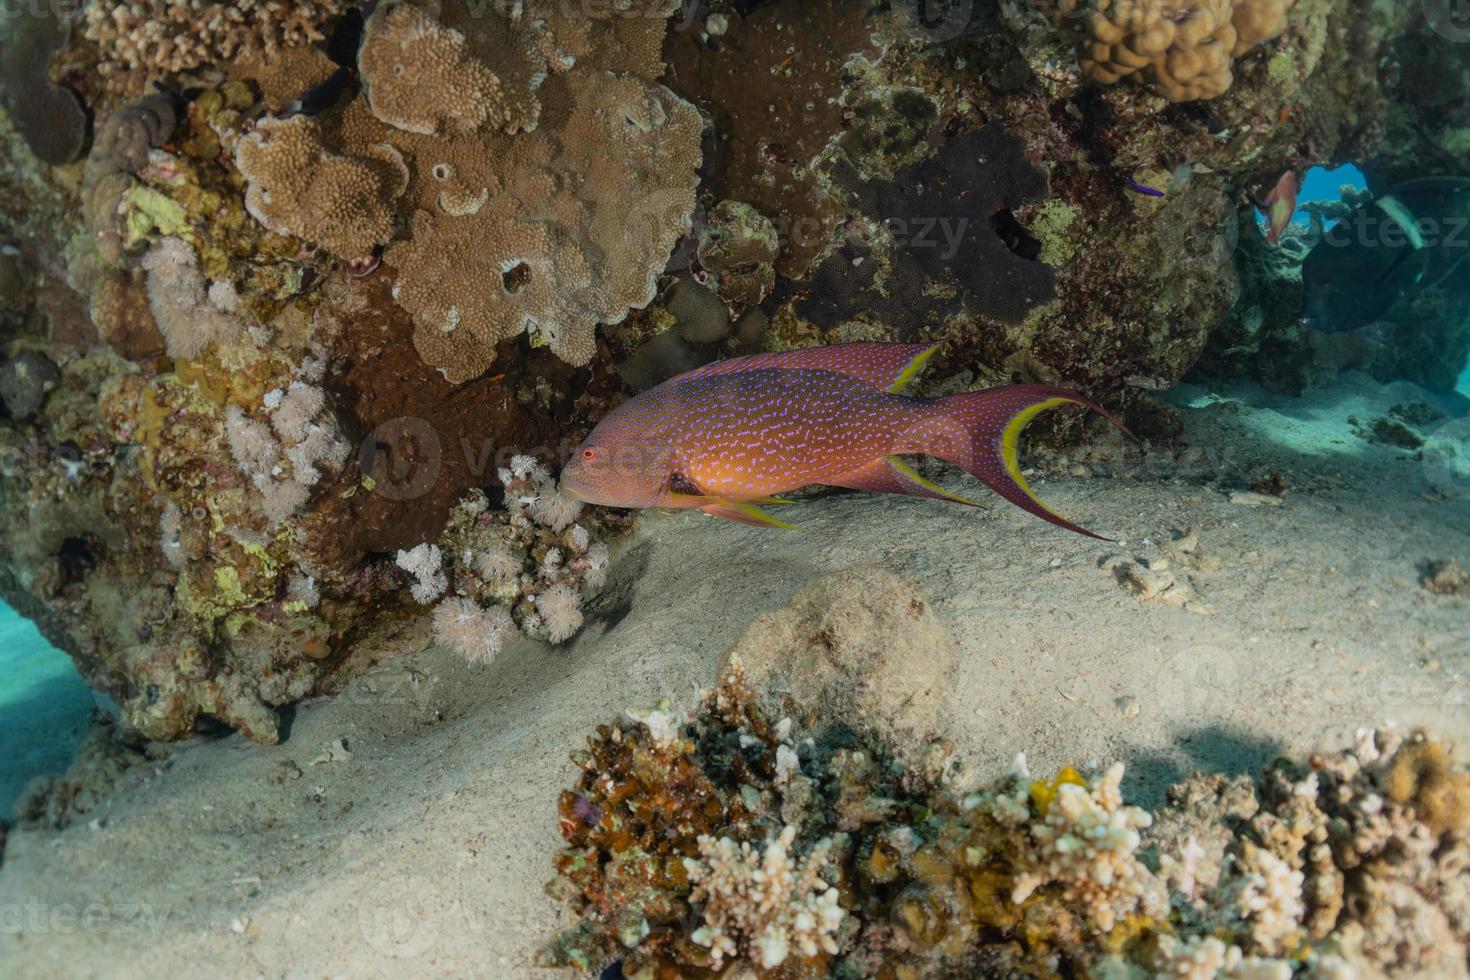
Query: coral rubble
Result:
<box><xmin>545</xmin><ymin>663</ymin><xmax>1470</xmax><ymax>978</ymax></box>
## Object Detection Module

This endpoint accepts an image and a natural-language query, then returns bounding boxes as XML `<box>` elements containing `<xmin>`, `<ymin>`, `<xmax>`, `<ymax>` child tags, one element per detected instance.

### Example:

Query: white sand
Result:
<box><xmin>1</xmin><ymin>373</ymin><xmax>1467</xmax><ymax>978</ymax></box>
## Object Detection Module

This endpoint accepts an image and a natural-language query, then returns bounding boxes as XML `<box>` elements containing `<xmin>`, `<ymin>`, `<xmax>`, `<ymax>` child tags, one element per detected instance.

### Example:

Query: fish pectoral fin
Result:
<box><xmin>699</xmin><ymin>499</ymin><xmax>798</xmax><ymax>529</ymax></box>
<box><xmin>829</xmin><ymin>457</ymin><xmax>980</xmax><ymax>506</ymax></box>
<box><xmin>749</xmin><ymin>495</ymin><xmax>796</xmax><ymax>505</ymax></box>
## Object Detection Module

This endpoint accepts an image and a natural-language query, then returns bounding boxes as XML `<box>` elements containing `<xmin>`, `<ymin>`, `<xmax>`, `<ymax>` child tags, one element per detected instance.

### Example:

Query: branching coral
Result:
<box><xmin>684</xmin><ymin>825</ymin><xmax>846</xmax><ymax>969</ymax></box>
<box><xmin>81</xmin><ymin>0</ymin><xmax>347</xmax><ymax>94</ymax></box>
<box><xmin>544</xmin><ymin>659</ymin><xmax>1470</xmax><ymax>979</ymax></box>
<box><xmin>1049</xmin><ymin>0</ymin><xmax>1297</xmax><ymax>102</ymax></box>
<box><xmin>1011</xmin><ymin>763</ymin><xmax>1167</xmax><ymax>932</ymax></box>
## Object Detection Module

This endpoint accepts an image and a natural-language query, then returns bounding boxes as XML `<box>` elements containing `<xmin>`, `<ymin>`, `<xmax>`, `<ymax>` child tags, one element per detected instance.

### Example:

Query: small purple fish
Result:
<box><xmin>1125</xmin><ymin>178</ymin><xmax>1166</xmax><ymax>198</ymax></box>
<box><xmin>560</xmin><ymin>343</ymin><xmax>1126</xmax><ymax>539</ymax></box>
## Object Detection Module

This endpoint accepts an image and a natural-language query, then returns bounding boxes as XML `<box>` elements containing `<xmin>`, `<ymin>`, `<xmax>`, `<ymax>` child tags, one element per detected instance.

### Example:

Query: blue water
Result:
<box><xmin>1298</xmin><ymin>163</ymin><xmax>1366</xmax><ymax>210</ymax></box>
<box><xmin>1258</xmin><ymin>163</ymin><xmax>1366</xmax><ymax>230</ymax></box>
<box><xmin>0</xmin><ymin>601</ymin><xmax>93</xmax><ymax>815</ymax></box>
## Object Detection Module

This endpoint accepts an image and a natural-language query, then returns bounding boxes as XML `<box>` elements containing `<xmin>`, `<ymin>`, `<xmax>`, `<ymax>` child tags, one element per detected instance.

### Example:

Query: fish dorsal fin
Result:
<box><xmin>679</xmin><ymin>342</ymin><xmax>941</xmax><ymax>393</ymax></box>
<box><xmin>1375</xmin><ymin>196</ymin><xmax>1426</xmax><ymax>250</ymax></box>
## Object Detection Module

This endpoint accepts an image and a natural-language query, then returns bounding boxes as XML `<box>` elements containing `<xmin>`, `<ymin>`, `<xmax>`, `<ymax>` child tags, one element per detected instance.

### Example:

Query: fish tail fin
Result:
<box><xmin>927</xmin><ymin>385</ymin><xmax>1128</xmax><ymax>540</ymax></box>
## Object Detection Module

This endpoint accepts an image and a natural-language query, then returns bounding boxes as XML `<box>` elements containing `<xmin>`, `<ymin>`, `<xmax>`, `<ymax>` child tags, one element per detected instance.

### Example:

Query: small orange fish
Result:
<box><xmin>1262</xmin><ymin>170</ymin><xmax>1299</xmax><ymax>245</ymax></box>
<box><xmin>561</xmin><ymin>343</ymin><xmax>1125</xmax><ymax>539</ymax></box>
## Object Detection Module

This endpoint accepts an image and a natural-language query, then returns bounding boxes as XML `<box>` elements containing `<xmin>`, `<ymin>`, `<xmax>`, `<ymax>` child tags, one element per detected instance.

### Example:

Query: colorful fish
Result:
<box><xmin>1261</xmin><ymin>170</ymin><xmax>1299</xmax><ymax>245</ymax></box>
<box><xmin>560</xmin><ymin>343</ymin><xmax>1125</xmax><ymax>539</ymax></box>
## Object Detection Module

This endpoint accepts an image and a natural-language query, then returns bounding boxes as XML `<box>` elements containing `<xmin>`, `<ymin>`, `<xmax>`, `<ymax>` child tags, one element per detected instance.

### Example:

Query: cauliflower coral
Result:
<box><xmin>1050</xmin><ymin>0</ymin><xmax>1297</xmax><ymax>101</ymax></box>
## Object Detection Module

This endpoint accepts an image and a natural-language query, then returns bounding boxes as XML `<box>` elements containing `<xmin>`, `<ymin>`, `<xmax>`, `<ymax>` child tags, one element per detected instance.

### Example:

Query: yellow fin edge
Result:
<box><xmin>1000</xmin><ymin>398</ymin><xmax>1074</xmax><ymax>520</ymax></box>
<box><xmin>725</xmin><ymin>499</ymin><xmax>798</xmax><ymax>529</ymax></box>
<box><xmin>885</xmin><ymin>457</ymin><xmax>980</xmax><ymax>506</ymax></box>
<box><xmin>887</xmin><ymin>343</ymin><xmax>942</xmax><ymax>394</ymax></box>
<box><xmin>670</xmin><ymin>492</ymin><xmax>798</xmax><ymax>528</ymax></box>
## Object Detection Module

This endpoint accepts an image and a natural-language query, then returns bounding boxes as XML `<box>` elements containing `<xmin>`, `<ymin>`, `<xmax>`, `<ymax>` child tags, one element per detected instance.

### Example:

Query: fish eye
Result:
<box><xmin>581</xmin><ymin>447</ymin><xmax>597</xmax><ymax>462</ymax></box>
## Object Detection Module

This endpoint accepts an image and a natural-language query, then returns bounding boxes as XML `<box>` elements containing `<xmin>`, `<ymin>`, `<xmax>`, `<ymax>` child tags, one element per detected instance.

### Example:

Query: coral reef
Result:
<box><xmin>81</xmin><ymin>0</ymin><xmax>347</xmax><ymax>95</ymax></box>
<box><xmin>797</xmin><ymin>124</ymin><xmax>1056</xmax><ymax>334</ymax></box>
<box><xmin>78</xmin><ymin>92</ymin><xmax>180</xmax><ymax>273</ymax></box>
<box><xmin>13</xmin><ymin>716</ymin><xmax>152</xmax><ymax>830</ymax></box>
<box><xmin>235</xmin><ymin>114</ymin><xmax>408</xmax><ymax>261</ymax></box>
<box><xmin>545</xmin><ymin>657</ymin><xmax>1470</xmax><ymax>978</ymax></box>
<box><xmin>413</xmin><ymin>456</ymin><xmax>610</xmax><ymax>648</ymax></box>
<box><xmin>357</xmin><ymin>3</ymin><xmax>539</xmax><ymax>137</ymax></box>
<box><xmin>695</xmin><ymin>201</ymin><xmax>781</xmax><ymax>313</ymax></box>
<box><xmin>1048</xmin><ymin>0</ymin><xmax>1297</xmax><ymax>102</ymax></box>
<box><xmin>0</xmin><ymin>0</ymin><xmax>1459</xmax><ymax>754</ymax></box>
<box><xmin>0</xmin><ymin>351</ymin><xmax>60</xmax><ymax>419</ymax></box>
<box><xmin>225</xmin><ymin>2</ymin><xmax>703</xmax><ymax>381</ymax></box>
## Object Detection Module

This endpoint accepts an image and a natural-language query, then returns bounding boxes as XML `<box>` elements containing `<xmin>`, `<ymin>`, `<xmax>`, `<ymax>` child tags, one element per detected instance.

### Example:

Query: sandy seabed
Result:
<box><xmin>1</xmin><ymin>371</ymin><xmax>1467</xmax><ymax>979</ymax></box>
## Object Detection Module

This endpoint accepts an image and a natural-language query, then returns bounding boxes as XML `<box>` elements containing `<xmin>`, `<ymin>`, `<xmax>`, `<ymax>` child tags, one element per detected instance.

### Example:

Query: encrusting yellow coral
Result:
<box><xmin>1050</xmin><ymin>0</ymin><xmax>1297</xmax><ymax>102</ymax></box>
